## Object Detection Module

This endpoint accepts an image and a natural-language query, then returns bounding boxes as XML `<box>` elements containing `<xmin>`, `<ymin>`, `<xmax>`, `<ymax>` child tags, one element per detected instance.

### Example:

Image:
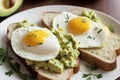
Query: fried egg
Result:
<box><xmin>11</xmin><ymin>26</ymin><xmax>60</xmax><ymax>61</ymax></box>
<box><xmin>53</xmin><ymin>12</ymin><xmax>110</xmax><ymax>48</ymax></box>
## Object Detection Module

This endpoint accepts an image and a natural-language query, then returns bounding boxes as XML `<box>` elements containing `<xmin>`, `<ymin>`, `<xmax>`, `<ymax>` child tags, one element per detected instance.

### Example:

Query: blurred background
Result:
<box><xmin>0</xmin><ymin>0</ymin><xmax>120</xmax><ymax>22</ymax></box>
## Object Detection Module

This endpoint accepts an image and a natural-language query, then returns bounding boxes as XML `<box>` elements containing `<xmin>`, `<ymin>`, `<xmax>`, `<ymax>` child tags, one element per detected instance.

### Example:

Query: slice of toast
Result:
<box><xmin>7</xmin><ymin>23</ymin><xmax>80</xmax><ymax>80</ymax></box>
<box><xmin>41</xmin><ymin>12</ymin><xmax>60</xmax><ymax>29</ymax></box>
<box><xmin>41</xmin><ymin>11</ymin><xmax>120</xmax><ymax>71</ymax></box>
<box><xmin>37</xmin><ymin>68</ymin><xmax>73</xmax><ymax>80</ymax></box>
<box><xmin>36</xmin><ymin>58</ymin><xmax>80</xmax><ymax>80</ymax></box>
<box><xmin>79</xmin><ymin>33</ymin><xmax>120</xmax><ymax>70</ymax></box>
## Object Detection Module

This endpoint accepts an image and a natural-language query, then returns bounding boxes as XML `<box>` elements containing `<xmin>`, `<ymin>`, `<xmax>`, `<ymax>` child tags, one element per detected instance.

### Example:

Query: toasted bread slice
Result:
<box><xmin>37</xmin><ymin>68</ymin><xmax>73</xmax><ymax>80</ymax></box>
<box><xmin>7</xmin><ymin>23</ymin><xmax>80</xmax><ymax>80</ymax></box>
<box><xmin>36</xmin><ymin>58</ymin><xmax>80</xmax><ymax>80</ymax></box>
<box><xmin>41</xmin><ymin>12</ymin><xmax>60</xmax><ymax>29</ymax></box>
<box><xmin>41</xmin><ymin>11</ymin><xmax>120</xmax><ymax>71</ymax></box>
<box><xmin>79</xmin><ymin>33</ymin><xmax>120</xmax><ymax>70</ymax></box>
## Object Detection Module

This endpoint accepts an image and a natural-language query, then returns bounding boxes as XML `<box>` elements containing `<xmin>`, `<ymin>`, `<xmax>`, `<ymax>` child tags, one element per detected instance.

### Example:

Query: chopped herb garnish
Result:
<box><xmin>95</xmin><ymin>74</ymin><xmax>102</xmax><ymax>79</ymax></box>
<box><xmin>95</xmin><ymin>27</ymin><xmax>97</xmax><ymax>30</ymax></box>
<box><xmin>5</xmin><ymin>70</ymin><xmax>13</xmax><ymax>77</ymax></box>
<box><xmin>82</xmin><ymin>74</ymin><xmax>91</xmax><ymax>78</ymax></box>
<box><xmin>0</xmin><ymin>42</ymin><xmax>36</xmax><ymax>80</ymax></box>
<box><xmin>82</xmin><ymin>64</ymin><xmax>102</xmax><ymax>80</ymax></box>
<box><xmin>64</xmin><ymin>41</ymin><xmax>70</xmax><ymax>45</ymax></box>
<box><xmin>0</xmin><ymin>48</ymin><xmax>7</xmax><ymax>65</ymax></box>
<box><xmin>64</xmin><ymin>14</ymin><xmax>70</xmax><ymax>23</ymax></box>
<box><xmin>57</xmin><ymin>24</ymin><xmax>59</xmax><ymax>27</ymax></box>
<box><xmin>81</xmin><ymin>18</ymin><xmax>87</xmax><ymax>23</ymax></box>
<box><xmin>86</xmin><ymin>64</ymin><xmax>98</xmax><ymax>71</ymax></box>
<box><xmin>66</xmin><ymin>14</ymin><xmax>69</xmax><ymax>19</ymax></box>
<box><xmin>87</xmin><ymin>36</ymin><xmax>92</xmax><ymax>39</ymax></box>
<box><xmin>87</xmin><ymin>36</ymin><xmax>96</xmax><ymax>40</ymax></box>
<box><xmin>31</xmin><ymin>24</ymin><xmax>35</xmax><ymax>26</ymax></box>
<box><xmin>86</xmin><ymin>76</ymin><xmax>91</xmax><ymax>80</ymax></box>
<box><xmin>93</xmin><ymin>37</ymin><xmax>95</xmax><ymax>40</ymax></box>
<box><xmin>97</xmin><ymin>29</ymin><xmax>102</xmax><ymax>34</ymax></box>
<box><xmin>108</xmin><ymin>25</ymin><xmax>115</xmax><ymax>33</ymax></box>
<box><xmin>63</xmin><ymin>54</ymin><xmax>67</xmax><ymax>57</ymax></box>
<box><xmin>65</xmin><ymin>20</ymin><xmax>68</xmax><ymax>23</ymax></box>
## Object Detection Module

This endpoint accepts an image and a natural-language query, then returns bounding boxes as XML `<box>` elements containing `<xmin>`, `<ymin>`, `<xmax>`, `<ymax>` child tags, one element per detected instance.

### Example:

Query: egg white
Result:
<box><xmin>53</xmin><ymin>12</ymin><xmax>109</xmax><ymax>48</ymax></box>
<box><xmin>11</xmin><ymin>26</ymin><xmax>60</xmax><ymax>61</ymax></box>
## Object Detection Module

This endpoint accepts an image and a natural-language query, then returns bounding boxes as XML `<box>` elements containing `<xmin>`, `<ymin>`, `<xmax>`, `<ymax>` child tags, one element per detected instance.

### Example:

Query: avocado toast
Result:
<box><xmin>7</xmin><ymin>20</ymin><xmax>80</xmax><ymax>80</ymax></box>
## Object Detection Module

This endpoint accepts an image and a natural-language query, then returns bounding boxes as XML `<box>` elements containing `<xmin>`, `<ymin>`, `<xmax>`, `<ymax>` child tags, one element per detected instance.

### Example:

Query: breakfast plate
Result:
<box><xmin>0</xmin><ymin>5</ymin><xmax>120</xmax><ymax>80</ymax></box>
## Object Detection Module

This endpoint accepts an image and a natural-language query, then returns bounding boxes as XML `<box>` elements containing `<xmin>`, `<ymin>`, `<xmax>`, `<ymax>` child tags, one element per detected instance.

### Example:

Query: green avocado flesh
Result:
<box><xmin>0</xmin><ymin>0</ymin><xmax>23</xmax><ymax>17</ymax></box>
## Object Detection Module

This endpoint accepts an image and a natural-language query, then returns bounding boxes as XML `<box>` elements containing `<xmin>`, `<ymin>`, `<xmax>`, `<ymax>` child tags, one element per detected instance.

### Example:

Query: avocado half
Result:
<box><xmin>0</xmin><ymin>0</ymin><xmax>23</xmax><ymax>17</ymax></box>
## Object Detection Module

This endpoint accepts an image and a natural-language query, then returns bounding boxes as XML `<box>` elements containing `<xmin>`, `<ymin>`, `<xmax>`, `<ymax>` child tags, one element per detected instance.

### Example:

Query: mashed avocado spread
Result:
<box><xmin>81</xmin><ymin>9</ymin><xmax>100</xmax><ymax>22</ymax></box>
<box><xmin>16</xmin><ymin>20</ymin><xmax>36</xmax><ymax>28</ymax></box>
<box><xmin>16</xmin><ymin>20</ymin><xmax>80</xmax><ymax>74</ymax></box>
<box><xmin>25</xmin><ymin>28</ymin><xmax>80</xmax><ymax>74</ymax></box>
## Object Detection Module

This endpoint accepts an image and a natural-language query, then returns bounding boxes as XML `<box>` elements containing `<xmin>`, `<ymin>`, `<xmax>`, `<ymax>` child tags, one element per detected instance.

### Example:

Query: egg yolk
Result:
<box><xmin>23</xmin><ymin>30</ymin><xmax>49</xmax><ymax>46</ymax></box>
<box><xmin>67</xmin><ymin>17</ymin><xmax>91</xmax><ymax>34</ymax></box>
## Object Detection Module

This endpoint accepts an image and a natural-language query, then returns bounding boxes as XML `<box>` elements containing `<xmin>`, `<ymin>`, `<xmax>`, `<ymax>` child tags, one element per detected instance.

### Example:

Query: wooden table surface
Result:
<box><xmin>0</xmin><ymin>0</ymin><xmax>120</xmax><ymax>22</ymax></box>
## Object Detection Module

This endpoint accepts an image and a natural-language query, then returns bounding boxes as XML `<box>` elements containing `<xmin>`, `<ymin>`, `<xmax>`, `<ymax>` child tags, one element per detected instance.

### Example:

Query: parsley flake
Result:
<box><xmin>57</xmin><ymin>24</ymin><xmax>59</xmax><ymax>27</ymax></box>
<box><xmin>97</xmin><ymin>29</ymin><xmax>102</xmax><ymax>34</ymax></box>
<box><xmin>82</xmin><ymin>64</ymin><xmax>102</xmax><ymax>80</ymax></box>
<box><xmin>0</xmin><ymin>42</ymin><xmax>36</xmax><ymax>80</ymax></box>
<box><xmin>66</xmin><ymin>14</ymin><xmax>70</xmax><ymax>19</ymax></box>
<box><xmin>87</xmin><ymin>36</ymin><xmax>92</xmax><ymax>39</ymax></box>
<box><xmin>65</xmin><ymin>20</ymin><xmax>68</xmax><ymax>23</ymax></box>
<box><xmin>5</xmin><ymin>70</ymin><xmax>13</xmax><ymax>77</ymax></box>
<box><xmin>108</xmin><ymin>25</ymin><xmax>115</xmax><ymax>33</ymax></box>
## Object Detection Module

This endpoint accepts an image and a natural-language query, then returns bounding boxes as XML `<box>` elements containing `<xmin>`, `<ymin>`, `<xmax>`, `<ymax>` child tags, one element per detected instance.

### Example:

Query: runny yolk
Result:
<box><xmin>67</xmin><ymin>17</ymin><xmax>91</xmax><ymax>34</ymax></box>
<box><xmin>23</xmin><ymin>30</ymin><xmax>49</xmax><ymax>46</ymax></box>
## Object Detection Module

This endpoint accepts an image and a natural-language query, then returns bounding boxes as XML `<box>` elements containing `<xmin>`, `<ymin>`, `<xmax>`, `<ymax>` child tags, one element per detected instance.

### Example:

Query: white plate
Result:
<box><xmin>0</xmin><ymin>5</ymin><xmax>120</xmax><ymax>80</ymax></box>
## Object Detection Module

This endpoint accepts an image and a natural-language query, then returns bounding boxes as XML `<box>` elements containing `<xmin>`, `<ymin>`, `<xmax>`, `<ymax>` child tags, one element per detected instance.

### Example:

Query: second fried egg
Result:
<box><xmin>53</xmin><ymin>12</ymin><xmax>110</xmax><ymax>48</ymax></box>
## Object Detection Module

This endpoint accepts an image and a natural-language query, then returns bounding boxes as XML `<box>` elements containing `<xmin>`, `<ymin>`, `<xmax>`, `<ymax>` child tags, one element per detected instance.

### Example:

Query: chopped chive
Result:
<box><xmin>93</xmin><ymin>37</ymin><xmax>95</xmax><ymax>40</ymax></box>
<box><xmin>5</xmin><ymin>70</ymin><xmax>13</xmax><ymax>77</ymax></box>
<box><xmin>97</xmin><ymin>29</ymin><xmax>102</xmax><ymax>33</ymax></box>
<box><xmin>65</xmin><ymin>20</ymin><xmax>68</xmax><ymax>23</ymax></box>
<box><xmin>57</xmin><ymin>24</ymin><xmax>59</xmax><ymax>27</ymax></box>
<box><xmin>66</xmin><ymin>14</ymin><xmax>69</xmax><ymax>19</ymax></box>
<box><xmin>87</xmin><ymin>36</ymin><xmax>92</xmax><ymax>39</ymax></box>
<box><xmin>86</xmin><ymin>64</ymin><xmax>98</xmax><ymax>71</ymax></box>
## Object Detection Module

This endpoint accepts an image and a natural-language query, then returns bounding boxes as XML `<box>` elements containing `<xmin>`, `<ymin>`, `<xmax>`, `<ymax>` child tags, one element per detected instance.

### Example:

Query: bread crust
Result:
<box><xmin>37</xmin><ymin>68</ymin><xmax>73</xmax><ymax>80</ymax></box>
<box><xmin>79</xmin><ymin>49</ymin><xmax>117</xmax><ymax>71</ymax></box>
<box><xmin>41</xmin><ymin>12</ymin><xmax>60</xmax><ymax>29</ymax></box>
<box><xmin>74</xmin><ymin>58</ymin><xmax>80</xmax><ymax>73</ymax></box>
<box><xmin>116</xmin><ymin>48</ymin><xmax>120</xmax><ymax>56</ymax></box>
